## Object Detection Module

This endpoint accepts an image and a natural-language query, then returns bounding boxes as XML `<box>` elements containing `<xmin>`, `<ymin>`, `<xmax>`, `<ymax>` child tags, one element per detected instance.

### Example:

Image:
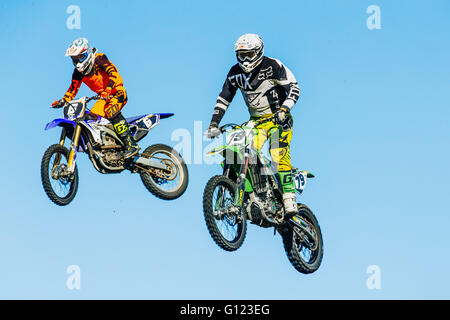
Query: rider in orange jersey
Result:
<box><xmin>52</xmin><ymin>38</ymin><xmax>139</xmax><ymax>159</ymax></box>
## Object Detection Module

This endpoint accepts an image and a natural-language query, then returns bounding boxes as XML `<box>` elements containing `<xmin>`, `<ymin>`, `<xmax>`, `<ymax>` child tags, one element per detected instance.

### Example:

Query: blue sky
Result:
<box><xmin>0</xmin><ymin>0</ymin><xmax>449</xmax><ymax>299</ymax></box>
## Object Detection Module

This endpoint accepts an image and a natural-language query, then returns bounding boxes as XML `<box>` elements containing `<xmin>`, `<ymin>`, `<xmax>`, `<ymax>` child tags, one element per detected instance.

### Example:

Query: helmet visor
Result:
<box><xmin>71</xmin><ymin>51</ymin><xmax>88</xmax><ymax>64</ymax></box>
<box><xmin>237</xmin><ymin>50</ymin><xmax>257</xmax><ymax>62</ymax></box>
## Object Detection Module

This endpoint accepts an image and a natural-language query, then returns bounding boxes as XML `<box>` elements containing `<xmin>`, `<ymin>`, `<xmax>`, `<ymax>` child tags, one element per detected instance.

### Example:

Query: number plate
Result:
<box><xmin>293</xmin><ymin>170</ymin><xmax>307</xmax><ymax>194</ymax></box>
<box><xmin>136</xmin><ymin>115</ymin><xmax>159</xmax><ymax>130</ymax></box>
<box><xmin>64</xmin><ymin>102</ymin><xmax>84</xmax><ymax>121</ymax></box>
<box><xmin>226</xmin><ymin>128</ymin><xmax>252</xmax><ymax>146</ymax></box>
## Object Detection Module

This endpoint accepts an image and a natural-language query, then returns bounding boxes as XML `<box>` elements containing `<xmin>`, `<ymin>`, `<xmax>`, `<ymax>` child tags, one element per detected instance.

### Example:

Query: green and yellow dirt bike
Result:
<box><xmin>203</xmin><ymin>117</ymin><xmax>323</xmax><ymax>274</ymax></box>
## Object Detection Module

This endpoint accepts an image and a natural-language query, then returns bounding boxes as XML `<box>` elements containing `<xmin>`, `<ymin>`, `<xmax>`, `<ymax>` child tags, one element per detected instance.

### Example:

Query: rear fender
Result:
<box><xmin>130</xmin><ymin>113</ymin><xmax>174</xmax><ymax>142</ymax></box>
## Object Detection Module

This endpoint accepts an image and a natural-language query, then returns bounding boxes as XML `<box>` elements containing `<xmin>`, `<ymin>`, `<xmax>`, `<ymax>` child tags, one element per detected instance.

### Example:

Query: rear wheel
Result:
<box><xmin>281</xmin><ymin>204</ymin><xmax>323</xmax><ymax>274</ymax></box>
<box><xmin>41</xmin><ymin>144</ymin><xmax>79</xmax><ymax>206</ymax></box>
<box><xmin>139</xmin><ymin>144</ymin><xmax>188</xmax><ymax>200</ymax></box>
<box><xmin>203</xmin><ymin>175</ymin><xmax>247</xmax><ymax>251</ymax></box>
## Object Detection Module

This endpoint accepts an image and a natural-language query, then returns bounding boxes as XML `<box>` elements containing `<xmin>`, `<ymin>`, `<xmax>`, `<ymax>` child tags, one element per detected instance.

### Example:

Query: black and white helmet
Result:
<box><xmin>65</xmin><ymin>38</ymin><xmax>96</xmax><ymax>75</ymax></box>
<box><xmin>234</xmin><ymin>33</ymin><xmax>264</xmax><ymax>73</ymax></box>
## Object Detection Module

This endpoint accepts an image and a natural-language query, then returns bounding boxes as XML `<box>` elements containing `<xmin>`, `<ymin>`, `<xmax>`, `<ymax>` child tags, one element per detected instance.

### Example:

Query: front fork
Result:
<box><xmin>234</xmin><ymin>147</ymin><xmax>250</xmax><ymax>207</ymax></box>
<box><xmin>52</xmin><ymin>128</ymin><xmax>66</xmax><ymax>172</ymax></box>
<box><xmin>67</xmin><ymin>124</ymin><xmax>82</xmax><ymax>173</ymax></box>
<box><xmin>59</xmin><ymin>127</ymin><xmax>66</xmax><ymax>146</ymax></box>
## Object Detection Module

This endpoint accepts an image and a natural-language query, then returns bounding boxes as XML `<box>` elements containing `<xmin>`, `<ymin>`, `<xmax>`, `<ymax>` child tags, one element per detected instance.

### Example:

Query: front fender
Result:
<box><xmin>206</xmin><ymin>145</ymin><xmax>243</xmax><ymax>160</ymax></box>
<box><xmin>208</xmin><ymin>145</ymin><xmax>254</xmax><ymax>194</ymax></box>
<box><xmin>44</xmin><ymin>118</ymin><xmax>87</xmax><ymax>152</ymax></box>
<box><xmin>45</xmin><ymin>118</ymin><xmax>76</xmax><ymax>131</ymax></box>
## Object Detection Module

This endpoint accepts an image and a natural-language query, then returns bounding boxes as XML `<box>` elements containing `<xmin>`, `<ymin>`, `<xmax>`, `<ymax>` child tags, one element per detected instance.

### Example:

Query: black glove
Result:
<box><xmin>274</xmin><ymin>107</ymin><xmax>289</xmax><ymax>124</ymax></box>
<box><xmin>274</xmin><ymin>107</ymin><xmax>293</xmax><ymax>130</ymax></box>
<box><xmin>205</xmin><ymin>122</ymin><xmax>221</xmax><ymax>139</ymax></box>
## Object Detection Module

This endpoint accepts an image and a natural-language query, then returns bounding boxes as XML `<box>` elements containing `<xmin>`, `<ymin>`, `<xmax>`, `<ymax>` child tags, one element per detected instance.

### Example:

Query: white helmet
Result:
<box><xmin>65</xmin><ymin>38</ymin><xmax>96</xmax><ymax>75</ymax></box>
<box><xmin>234</xmin><ymin>33</ymin><xmax>264</xmax><ymax>73</ymax></box>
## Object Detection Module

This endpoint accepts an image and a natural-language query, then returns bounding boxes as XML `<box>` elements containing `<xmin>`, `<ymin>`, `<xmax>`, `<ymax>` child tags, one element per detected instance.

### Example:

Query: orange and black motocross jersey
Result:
<box><xmin>63</xmin><ymin>51</ymin><xmax>124</xmax><ymax>102</ymax></box>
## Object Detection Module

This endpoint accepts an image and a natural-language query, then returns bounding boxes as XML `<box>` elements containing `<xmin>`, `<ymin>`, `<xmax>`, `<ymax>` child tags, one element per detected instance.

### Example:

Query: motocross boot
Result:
<box><xmin>110</xmin><ymin>113</ymin><xmax>140</xmax><ymax>159</ymax></box>
<box><xmin>282</xmin><ymin>192</ymin><xmax>298</xmax><ymax>215</ymax></box>
<box><xmin>278</xmin><ymin>171</ymin><xmax>298</xmax><ymax>215</ymax></box>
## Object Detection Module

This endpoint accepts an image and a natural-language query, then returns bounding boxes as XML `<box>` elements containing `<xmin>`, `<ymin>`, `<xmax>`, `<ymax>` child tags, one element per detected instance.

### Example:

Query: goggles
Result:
<box><xmin>237</xmin><ymin>50</ymin><xmax>257</xmax><ymax>62</ymax></box>
<box><xmin>71</xmin><ymin>51</ymin><xmax>88</xmax><ymax>64</ymax></box>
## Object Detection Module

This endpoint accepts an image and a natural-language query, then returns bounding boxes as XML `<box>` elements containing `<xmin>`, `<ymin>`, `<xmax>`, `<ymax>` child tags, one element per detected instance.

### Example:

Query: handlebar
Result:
<box><xmin>219</xmin><ymin>123</ymin><xmax>240</xmax><ymax>133</ymax></box>
<box><xmin>85</xmin><ymin>95</ymin><xmax>101</xmax><ymax>103</ymax></box>
<box><xmin>219</xmin><ymin>116</ymin><xmax>276</xmax><ymax>133</ymax></box>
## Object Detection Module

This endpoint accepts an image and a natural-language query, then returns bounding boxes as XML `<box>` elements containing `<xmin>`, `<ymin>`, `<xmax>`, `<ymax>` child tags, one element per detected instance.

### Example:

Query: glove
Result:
<box><xmin>274</xmin><ymin>107</ymin><xmax>293</xmax><ymax>130</ymax></box>
<box><xmin>205</xmin><ymin>122</ymin><xmax>221</xmax><ymax>139</ymax></box>
<box><xmin>274</xmin><ymin>107</ymin><xmax>289</xmax><ymax>125</ymax></box>
<box><xmin>51</xmin><ymin>99</ymin><xmax>66</xmax><ymax>109</ymax></box>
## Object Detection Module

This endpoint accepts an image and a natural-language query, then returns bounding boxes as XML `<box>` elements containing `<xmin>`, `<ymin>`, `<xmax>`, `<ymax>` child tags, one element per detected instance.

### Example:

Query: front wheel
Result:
<box><xmin>41</xmin><ymin>144</ymin><xmax>79</xmax><ymax>206</ymax></box>
<box><xmin>281</xmin><ymin>204</ymin><xmax>324</xmax><ymax>274</ymax></box>
<box><xmin>139</xmin><ymin>144</ymin><xmax>188</xmax><ymax>200</ymax></box>
<box><xmin>203</xmin><ymin>175</ymin><xmax>247</xmax><ymax>252</ymax></box>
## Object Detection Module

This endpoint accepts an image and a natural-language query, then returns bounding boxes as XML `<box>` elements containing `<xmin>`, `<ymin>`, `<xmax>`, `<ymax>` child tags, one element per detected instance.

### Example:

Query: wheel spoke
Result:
<box><xmin>42</xmin><ymin>145</ymin><xmax>79</xmax><ymax>206</ymax></box>
<box><xmin>211</xmin><ymin>183</ymin><xmax>240</xmax><ymax>242</ymax></box>
<box><xmin>147</xmin><ymin>151</ymin><xmax>183</xmax><ymax>193</ymax></box>
<box><xmin>48</xmin><ymin>152</ymin><xmax>73</xmax><ymax>199</ymax></box>
<box><xmin>293</xmin><ymin>218</ymin><xmax>319</xmax><ymax>265</ymax></box>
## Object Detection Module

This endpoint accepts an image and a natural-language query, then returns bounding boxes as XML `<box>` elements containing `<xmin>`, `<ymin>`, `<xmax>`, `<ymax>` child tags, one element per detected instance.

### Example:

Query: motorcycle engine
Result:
<box><xmin>101</xmin><ymin>135</ymin><xmax>122</xmax><ymax>166</ymax></box>
<box><xmin>246</xmin><ymin>188</ymin><xmax>283</xmax><ymax>227</ymax></box>
<box><xmin>248</xmin><ymin>201</ymin><xmax>264</xmax><ymax>225</ymax></box>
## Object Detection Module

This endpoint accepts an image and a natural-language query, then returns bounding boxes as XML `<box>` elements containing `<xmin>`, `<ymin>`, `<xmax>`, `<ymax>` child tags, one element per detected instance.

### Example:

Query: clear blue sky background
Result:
<box><xmin>0</xmin><ymin>0</ymin><xmax>449</xmax><ymax>299</ymax></box>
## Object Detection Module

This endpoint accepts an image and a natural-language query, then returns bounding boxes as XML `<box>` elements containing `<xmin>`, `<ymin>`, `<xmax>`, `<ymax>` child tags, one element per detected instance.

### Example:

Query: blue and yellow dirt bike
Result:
<box><xmin>203</xmin><ymin>117</ymin><xmax>323</xmax><ymax>274</ymax></box>
<box><xmin>41</xmin><ymin>95</ymin><xmax>188</xmax><ymax>206</ymax></box>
